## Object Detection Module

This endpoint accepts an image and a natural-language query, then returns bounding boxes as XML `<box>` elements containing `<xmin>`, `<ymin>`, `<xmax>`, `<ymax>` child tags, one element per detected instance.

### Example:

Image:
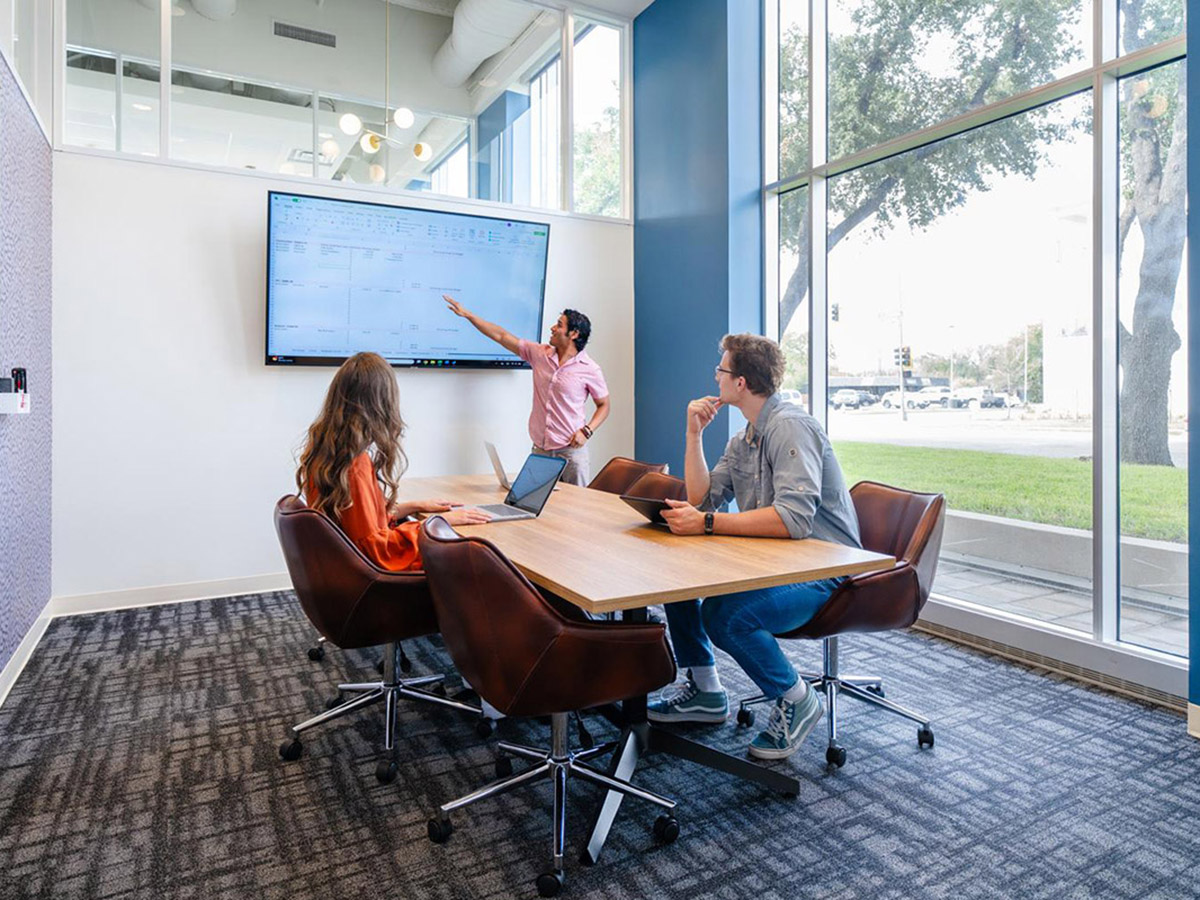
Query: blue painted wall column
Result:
<box><xmin>1187</xmin><ymin>0</ymin><xmax>1199</xmax><ymax>724</ymax></box>
<box><xmin>633</xmin><ymin>0</ymin><xmax>763</xmax><ymax>474</ymax></box>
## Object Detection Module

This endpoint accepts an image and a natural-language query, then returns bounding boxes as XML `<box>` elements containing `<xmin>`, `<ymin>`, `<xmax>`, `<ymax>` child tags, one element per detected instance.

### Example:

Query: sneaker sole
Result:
<box><xmin>647</xmin><ymin>708</ymin><xmax>730</xmax><ymax>724</ymax></box>
<box><xmin>746</xmin><ymin>705</ymin><xmax>824</xmax><ymax>760</ymax></box>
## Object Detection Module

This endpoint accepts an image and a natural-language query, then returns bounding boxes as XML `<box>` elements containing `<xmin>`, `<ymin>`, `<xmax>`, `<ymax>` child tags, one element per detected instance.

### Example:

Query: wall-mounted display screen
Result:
<box><xmin>265</xmin><ymin>191</ymin><xmax>549</xmax><ymax>368</ymax></box>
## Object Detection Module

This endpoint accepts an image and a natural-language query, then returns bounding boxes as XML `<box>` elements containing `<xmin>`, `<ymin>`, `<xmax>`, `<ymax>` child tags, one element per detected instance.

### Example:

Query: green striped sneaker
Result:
<box><xmin>748</xmin><ymin>689</ymin><xmax>823</xmax><ymax>760</ymax></box>
<box><xmin>647</xmin><ymin>676</ymin><xmax>729</xmax><ymax>724</ymax></box>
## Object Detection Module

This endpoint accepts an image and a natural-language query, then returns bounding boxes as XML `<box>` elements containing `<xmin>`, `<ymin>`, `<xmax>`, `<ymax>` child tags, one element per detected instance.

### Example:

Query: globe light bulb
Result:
<box><xmin>393</xmin><ymin>107</ymin><xmax>415</xmax><ymax>129</ymax></box>
<box><xmin>369</xmin><ymin>164</ymin><xmax>386</xmax><ymax>183</ymax></box>
<box><xmin>320</xmin><ymin>138</ymin><xmax>340</xmax><ymax>161</ymax></box>
<box><xmin>338</xmin><ymin>113</ymin><xmax>362</xmax><ymax>135</ymax></box>
<box><xmin>360</xmin><ymin>132</ymin><xmax>382</xmax><ymax>154</ymax></box>
<box><xmin>413</xmin><ymin>141</ymin><xmax>433</xmax><ymax>162</ymax></box>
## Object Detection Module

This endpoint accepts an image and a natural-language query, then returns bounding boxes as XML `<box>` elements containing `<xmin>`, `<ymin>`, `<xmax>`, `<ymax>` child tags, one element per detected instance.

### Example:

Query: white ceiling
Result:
<box><xmin>385</xmin><ymin>0</ymin><xmax>656</xmax><ymax>21</ymax></box>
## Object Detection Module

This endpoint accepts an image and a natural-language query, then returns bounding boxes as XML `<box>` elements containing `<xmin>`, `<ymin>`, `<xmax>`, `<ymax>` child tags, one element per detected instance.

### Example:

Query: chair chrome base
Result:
<box><xmin>736</xmin><ymin>636</ymin><xmax>934</xmax><ymax>768</ymax></box>
<box><xmin>280</xmin><ymin>641</ymin><xmax>481</xmax><ymax>782</ymax></box>
<box><xmin>428</xmin><ymin>712</ymin><xmax>678</xmax><ymax>897</ymax></box>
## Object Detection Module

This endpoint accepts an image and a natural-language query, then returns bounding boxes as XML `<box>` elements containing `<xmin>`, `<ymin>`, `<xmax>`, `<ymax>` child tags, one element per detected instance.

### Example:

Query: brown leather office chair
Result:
<box><xmin>735</xmin><ymin>481</ymin><xmax>946</xmax><ymax>769</ymax></box>
<box><xmin>624</xmin><ymin>471</ymin><xmax>688</xmax><ymax>501</ymax></box>
<box><xmin>419</xmin><ymin>516</ymin><xmax>679</xmax><ymax>898</ymax></box>
<box><xmin>273</xmin><ymin>495</ymin><xmax>480</xmax><ymax>783</ymax></box>
<box><xmin>587</xmin><ymin>456</ymin><xmax>669</xmax><ymax>494</ymax></box>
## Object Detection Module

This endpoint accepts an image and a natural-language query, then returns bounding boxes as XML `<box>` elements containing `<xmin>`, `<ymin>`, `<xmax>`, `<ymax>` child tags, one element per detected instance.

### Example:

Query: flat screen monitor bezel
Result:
<box><xmin>264</xmin><ymin>190</ymin><xmax>550</xmax><ymax>369</ymax></box>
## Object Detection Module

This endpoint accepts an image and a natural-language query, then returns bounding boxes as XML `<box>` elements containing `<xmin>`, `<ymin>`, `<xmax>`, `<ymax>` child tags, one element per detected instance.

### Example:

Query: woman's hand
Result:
<box><xmin>392</xmin><ymin>498</ymin><xmax>463</xmax><ymax>521</ymax></box>
<box><xmin>442</xmin><ymin>507</ymin><xmax>494</xmax><ymax>526</ymax></box>
<box><xmin>413</xmin><ymin>498</ymin><xmax>462</xmax><ymax>514</ymax></box>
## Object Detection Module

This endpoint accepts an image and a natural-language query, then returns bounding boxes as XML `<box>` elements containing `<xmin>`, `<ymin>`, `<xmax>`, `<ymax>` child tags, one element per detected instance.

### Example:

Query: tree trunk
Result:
<box><xmin>1118</xmin><ymin>65</ymin><xmax>1186</xmax><ymax>466</ymax></box>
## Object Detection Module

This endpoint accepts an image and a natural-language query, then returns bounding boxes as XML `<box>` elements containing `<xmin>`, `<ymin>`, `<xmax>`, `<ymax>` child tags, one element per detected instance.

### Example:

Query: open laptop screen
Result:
<box><xmin>506</xmin><ymin>454</ymin><xmax>567</xmax><ymax>514</ymax></box>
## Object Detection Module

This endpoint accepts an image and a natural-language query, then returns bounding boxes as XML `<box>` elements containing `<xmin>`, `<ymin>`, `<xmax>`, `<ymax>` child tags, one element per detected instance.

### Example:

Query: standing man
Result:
<box><xmin>443</xmin><ymin>295</ymin><xmax>610</xmax><ymax>486</ymax></box>
<box><xmin>650</xmin><ymin>333</ymin><xmax>862</xmax><ymax>761</ymax></box>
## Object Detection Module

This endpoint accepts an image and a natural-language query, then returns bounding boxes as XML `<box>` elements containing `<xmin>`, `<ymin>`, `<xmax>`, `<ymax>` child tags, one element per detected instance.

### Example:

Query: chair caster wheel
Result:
<box><xmin>325</xmin><ymin>693</ymin><xmax>344</xmax><ymax>710</ymax></box>
<box><xmin>476</xmin><ymin>718</ymin><xmax>494</xmax><ymax>738</ymax></box>
<box><xmin>431</xmin><ymin>682</ymin><xmax>447</xmax><ymax>696</ymax></box>
<box><xmin>278</xmin><ymin>738</ymin><xmax>303</xmax><ymax>761</ymax></box>
<box><xmin>495</xmin><ymin>756</ymin><xmax>513</xmax><ymax>778</ymax></box>
<box><xmin>536</xmin><ymin>871</ymin><xmax>564</xmax><ymax>897</ymax></box>
<box><xmin>865</xmin><ymin>684</ymin><xmax>885</xmax><ymax>698</ymax></box>
<box><xmin>736</xmin><ymin>707</ymin><xmax>755</xmax><ymax>728</ymax></box>
<box><xmin>917</xmin><ymin>726</ymin><xmax>935</xmax><ymax>749</ymax></box>
<box><xmin>653</xmin><ymin>814</ymin><xmax>679</xmax><ymax>844</ymax></box>
<box><xmin>826</xmin><ymin>745</ymin><xmax>847</xmax><ymax>768</ymax></box>
<box><xmin>307</xmin><ymin>646</ymin><xmax>325</xmax><ymax>662</ymax></box>
<box><xmin>400</xmin><ymin>655</ymin><xmax>413</xmax><ymax>673</ymax></box>
<box><xmin>375</xmin><ymin>760</ymin><xmax>398</xmax><ymax>784</ymax></box>
<box><xmin>427</xmin><ymin>817</ymin><xmax>453</xmax><ymax>844</ymax></box>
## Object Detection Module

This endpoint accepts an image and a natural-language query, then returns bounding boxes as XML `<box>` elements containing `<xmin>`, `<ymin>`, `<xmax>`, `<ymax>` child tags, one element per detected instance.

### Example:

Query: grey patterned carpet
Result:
<box><xmin>1</xmin><ymin>591</ymin><xmax>1198</xmax><ymax>899</ymax></box>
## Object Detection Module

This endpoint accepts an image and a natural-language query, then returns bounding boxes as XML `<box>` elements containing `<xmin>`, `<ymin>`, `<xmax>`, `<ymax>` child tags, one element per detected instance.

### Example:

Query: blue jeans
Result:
<box><xmin>662</xmin><ymin>578</ymin><xmax>844</xmax><ymax>700</ymax></box>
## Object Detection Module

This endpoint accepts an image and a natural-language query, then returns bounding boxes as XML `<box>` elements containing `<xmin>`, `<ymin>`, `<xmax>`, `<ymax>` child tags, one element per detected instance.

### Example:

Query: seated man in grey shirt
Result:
<box><xmin>651</xmin><ymin>333</ymin><xmax>862</xmax><ymax>760</ymax></box>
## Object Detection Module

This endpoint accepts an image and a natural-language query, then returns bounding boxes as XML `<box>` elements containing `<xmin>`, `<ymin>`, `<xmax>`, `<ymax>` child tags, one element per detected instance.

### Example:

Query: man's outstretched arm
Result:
<box><xmin>443</xmin><ymin>294</ymin><xmax>521</xmax><ymax>353</ymax></box>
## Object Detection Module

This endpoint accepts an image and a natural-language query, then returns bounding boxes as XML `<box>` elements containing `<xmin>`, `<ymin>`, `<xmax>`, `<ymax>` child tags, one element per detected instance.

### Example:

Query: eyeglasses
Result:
<box><xmin>715</xmin><ymin>366</ymin><xmax>736</xmax><ymax>377</ymax></box>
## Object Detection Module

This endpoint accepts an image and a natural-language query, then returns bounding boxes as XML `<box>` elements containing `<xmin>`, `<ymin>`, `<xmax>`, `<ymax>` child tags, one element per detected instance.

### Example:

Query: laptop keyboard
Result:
<box><xmin>476</xmin><ymin>504</ymin><xmax>532</xmax><ymax>520</ymax></box>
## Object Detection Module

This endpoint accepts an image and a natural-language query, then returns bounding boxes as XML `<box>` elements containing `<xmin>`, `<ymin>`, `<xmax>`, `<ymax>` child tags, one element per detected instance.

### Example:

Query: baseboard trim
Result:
<box><xmin>1190</xmin><ymin>704</ymin><xmax>1200</xmax><ymax>740</ymax></box>
<box><xmin>0</xmin><ymin>601</ymin><xmax>53</xmax><ymax>707</ymax></box>
<box><xmin>49</xmin><ymin>573</ymin><xmax>292</xmax><ymax>618</ymax></box>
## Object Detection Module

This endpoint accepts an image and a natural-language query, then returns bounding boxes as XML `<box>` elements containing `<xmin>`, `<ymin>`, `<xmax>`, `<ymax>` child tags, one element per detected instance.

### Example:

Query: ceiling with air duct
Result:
<box><xmin>65</xmin><ymin>0</ymin><xmax>634</xmax><ymax>187</ymax></box>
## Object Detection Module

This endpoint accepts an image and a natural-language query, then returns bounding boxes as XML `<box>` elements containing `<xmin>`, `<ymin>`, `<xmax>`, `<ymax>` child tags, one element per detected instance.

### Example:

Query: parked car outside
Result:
<box><xmin>855</xmin><ymin>390</ymin><xmax>878</xmax><ymax>406</ymax></box>
<box><xmin>778</xmin><ymin>389</ymin><xmax>806</xmax><ymax>405</ymax></box>
<box><xmin>916</xmin><ymin>386</ymin><xmax>952</xmax><ymax>407</ymax></box>
<box><xmin>950</xmin><ymin>386</ymin><xmax>1004</xmax><ymax>409</ymax></box>
<box><xmin>830</xmin><ymin>389</ymin><xmax>860</xmax><ymax>409</ymax></box>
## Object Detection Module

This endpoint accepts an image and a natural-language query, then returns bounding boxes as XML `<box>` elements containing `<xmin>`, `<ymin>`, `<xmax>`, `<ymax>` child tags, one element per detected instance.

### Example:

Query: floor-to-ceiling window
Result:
<box><xmin>765</xmin><ymin>0</ymin><xmax>1188</xmax><ymax>691</ymax></box>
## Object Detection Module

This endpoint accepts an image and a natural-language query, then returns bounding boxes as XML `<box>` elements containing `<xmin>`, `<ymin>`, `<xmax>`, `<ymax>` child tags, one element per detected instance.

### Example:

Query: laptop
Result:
<box><xmin>485</xmin><ymin>441</ymin><xmax>512</xmax><ymax>490</ymax></box>
<box><xmin>468</xmin><ymin>453</ymin><xmax>567</xmax><ymax>522</ymax></box>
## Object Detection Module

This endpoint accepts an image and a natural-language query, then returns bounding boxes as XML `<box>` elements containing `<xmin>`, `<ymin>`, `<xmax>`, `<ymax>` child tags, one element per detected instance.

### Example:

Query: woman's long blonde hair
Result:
<box><xmin>297</xmin><ymin>352</ymin><xmax>408</xmax><ymax>519</ymax></box>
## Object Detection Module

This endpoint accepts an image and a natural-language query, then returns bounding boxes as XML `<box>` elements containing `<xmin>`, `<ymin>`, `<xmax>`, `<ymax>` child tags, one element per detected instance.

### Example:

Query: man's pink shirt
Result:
<box><xmin>516</xmin><ymin>339</ymin><xmax>609</xmax><ymax>450</ymax></box>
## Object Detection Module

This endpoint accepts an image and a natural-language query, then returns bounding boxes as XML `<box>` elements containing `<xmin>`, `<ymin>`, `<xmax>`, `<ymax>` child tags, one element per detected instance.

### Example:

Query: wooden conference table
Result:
<box><xmin>397</xmin><ymin>474</ymin><xmax>895</xmax><ymax>862</ymax></box>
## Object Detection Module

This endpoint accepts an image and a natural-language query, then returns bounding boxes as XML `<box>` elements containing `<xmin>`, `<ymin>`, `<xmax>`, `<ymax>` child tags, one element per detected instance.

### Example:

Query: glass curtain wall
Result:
<box><xmin>61</xmin><ymin>1</ymin><xmax>625</xmax><ymax>218</ymax></box>
<box><xmin>767</xmin><ymin>0</ymin><xmax>1188</xmax><ymax>661</ymax></box>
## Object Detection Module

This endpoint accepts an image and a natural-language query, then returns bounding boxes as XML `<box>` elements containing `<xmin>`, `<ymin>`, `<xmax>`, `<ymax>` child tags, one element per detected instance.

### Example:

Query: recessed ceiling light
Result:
<box><xmin>131</xmin><ymin>102</ymin><xmax>153</xmax><ymax>112</ymax></box>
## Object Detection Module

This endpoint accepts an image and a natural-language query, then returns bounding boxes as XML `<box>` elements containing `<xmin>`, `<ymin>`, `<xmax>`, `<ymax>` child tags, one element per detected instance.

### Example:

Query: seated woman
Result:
<box><xmin>296</xmin><ymin>351</ymin><xmax>491</xmax><ymax>570</ymax></box>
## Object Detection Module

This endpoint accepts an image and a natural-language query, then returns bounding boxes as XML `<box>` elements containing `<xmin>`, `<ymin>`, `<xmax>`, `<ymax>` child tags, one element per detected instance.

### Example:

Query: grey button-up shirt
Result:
<box><xmin>700</xmin><ymin>394</ymin><xmax>862</xmax><ymax>547</ymax></box>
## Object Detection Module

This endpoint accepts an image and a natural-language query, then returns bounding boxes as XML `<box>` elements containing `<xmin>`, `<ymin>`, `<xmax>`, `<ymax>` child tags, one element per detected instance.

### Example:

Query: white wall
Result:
<box><xmin>52</xmin><ymin>153</ymin><xmax>634</xmax><ymax>599</ymax></box>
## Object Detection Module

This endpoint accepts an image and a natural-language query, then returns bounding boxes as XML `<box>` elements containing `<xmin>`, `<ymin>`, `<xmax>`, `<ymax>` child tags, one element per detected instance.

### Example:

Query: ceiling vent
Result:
<box><xmin>274</xmin><ymin>21</ymin><xmax>337</xmax><ymax>49</ymax></box>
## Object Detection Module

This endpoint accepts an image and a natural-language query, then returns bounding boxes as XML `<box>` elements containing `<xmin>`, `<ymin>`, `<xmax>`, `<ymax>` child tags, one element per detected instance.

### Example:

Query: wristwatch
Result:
<box><xmin>704</xmin><ymin>512</ymin><xmax>715</xmax><ymax>535</ymax></box>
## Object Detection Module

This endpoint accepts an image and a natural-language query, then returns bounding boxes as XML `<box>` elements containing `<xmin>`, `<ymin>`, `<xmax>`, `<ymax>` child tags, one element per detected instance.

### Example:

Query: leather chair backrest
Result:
<box><xmin>625</xmin><ymin>471</ymin><xmax>688</xmax><ymax>501</ymax></box>
<box><xmin>588</xmin><ymin>456</ymin><xmax>669</xmax><ymax>494</ymax></box>
<box><xmin>419</xmin><ymin>516</ymin><xmax>676</xmax><ymax>716</ymax></box>
<box><xmin>419</xmin><ymin>515</ymin><xmax>572</xmax><ymax>714</ymax></box>
<box><xmin>791</xmin><ymin>481</ymin><xmax>945</xmax><ymax>639</ymax></box>
<box><xmin>273</xmin><ymin>495</ymin><xmax>436</xmax><ymax>649</ymax></box>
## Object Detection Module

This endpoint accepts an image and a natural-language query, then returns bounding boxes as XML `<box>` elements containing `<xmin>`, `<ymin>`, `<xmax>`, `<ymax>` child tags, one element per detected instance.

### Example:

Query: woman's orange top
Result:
<box><xmin>309</xmin><ymin>452</ymin><xmax>422</xmax><ymax>572</ymax></box>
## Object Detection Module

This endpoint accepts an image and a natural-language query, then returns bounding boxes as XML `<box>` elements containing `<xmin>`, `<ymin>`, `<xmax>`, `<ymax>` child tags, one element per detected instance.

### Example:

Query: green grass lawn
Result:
<box><xmin>834</xmin><ymin>441</ymin><xmax>1188</xmax><ymax>543</ymax></box>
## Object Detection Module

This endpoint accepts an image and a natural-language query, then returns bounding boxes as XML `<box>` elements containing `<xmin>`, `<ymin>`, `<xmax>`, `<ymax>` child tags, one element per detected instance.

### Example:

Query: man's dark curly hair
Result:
<box><xmin>562</xmin><ymin>309</ymin><xmax>592</xmax><ymax>351</ymax></box>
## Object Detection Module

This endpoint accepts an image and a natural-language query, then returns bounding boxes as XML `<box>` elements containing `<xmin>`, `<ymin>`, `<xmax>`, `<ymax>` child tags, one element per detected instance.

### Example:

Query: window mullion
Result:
<box><xmin>159</xmin><ymin>0</ymin><xmax>169</xmax><ymax>159</ymax></box>
<box><xmin>809</xmin><ymin>0</ymin><xmax>828</xmax><ymax>426</ymax></box>
<box><xmin>1092</xmin><ymin>0</ymin><xmax>1120</xmax><ymax>643</ymax></box>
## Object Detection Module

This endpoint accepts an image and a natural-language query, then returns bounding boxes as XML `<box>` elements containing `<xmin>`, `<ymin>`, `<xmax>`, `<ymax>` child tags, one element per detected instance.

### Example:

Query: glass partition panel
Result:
<box><xmin>469</xmin><ymin>6</ymin><xmax>563</xmax><ymax>210</ymax></box>
<box><xmin>572</xmin><ymin>18</ymin><xmax>623</xmax><ymax>217</ymax></box>
<box><xmin>827</xmin><ymin>0</ymin><xmax>1091</xmax><ymax>159</ymax></box>
<box><xmin>826</xmin><ymin>93</ymin><xmax>1094</xmax><ymax>629</ymax></box>
<box><xmin>778</xmin><ymin>186</ymin><xmax>811</xmax><ymax>409</ymax></box>
<box><xmin>1117</xmin><ymin>61</ymin><xmax>1189</xmax><ymax>657</ymax></box>
<box><xmin>65</xmin><ymin>0</ymin><xmax>161</xmax><ymax>155</ymax></box>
